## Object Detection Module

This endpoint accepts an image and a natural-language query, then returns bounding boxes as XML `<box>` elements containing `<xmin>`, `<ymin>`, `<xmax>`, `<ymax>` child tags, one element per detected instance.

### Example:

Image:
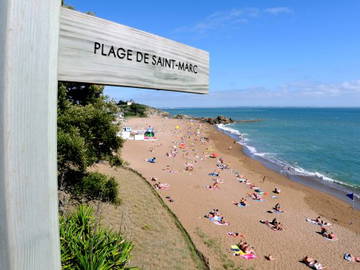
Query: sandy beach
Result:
<box><xmin>122</xmin><ymin>115</ymin><xmax>360</xmax><ymax>270</ymax></box>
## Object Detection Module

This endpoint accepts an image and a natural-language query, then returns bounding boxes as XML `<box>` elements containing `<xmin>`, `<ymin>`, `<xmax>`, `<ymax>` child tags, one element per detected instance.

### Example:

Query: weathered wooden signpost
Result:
<box><xmin>0</xmin><ymin>1</ymin><xmax>209</xmax><ymax>269</ymax></box>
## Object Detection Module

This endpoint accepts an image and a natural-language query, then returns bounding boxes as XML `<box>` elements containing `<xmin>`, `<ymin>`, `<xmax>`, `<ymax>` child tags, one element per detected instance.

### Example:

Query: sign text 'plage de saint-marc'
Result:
<box><xmin>94</xmin><ymin>42</ymin><xmax>199</xmax><ymax>74</ymax></box>
<box><xmin>58</xmin><ymin>8</ymin><xmax>209</xmax><ymax>94</ymax></box>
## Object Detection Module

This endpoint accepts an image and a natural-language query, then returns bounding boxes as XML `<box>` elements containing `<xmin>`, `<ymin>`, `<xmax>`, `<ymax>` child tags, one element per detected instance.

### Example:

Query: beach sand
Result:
<box><xmin>122</xmin><ymin>115</ymin><xmax>360</xmax><ymax>270</ymax></box>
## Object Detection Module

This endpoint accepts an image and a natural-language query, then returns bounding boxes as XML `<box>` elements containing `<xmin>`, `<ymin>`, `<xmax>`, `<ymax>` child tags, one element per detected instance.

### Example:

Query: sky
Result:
<box><xmin>66</xmin><ymin>0</ymin><xmax>360</xmax><ymax>108</ymax></box>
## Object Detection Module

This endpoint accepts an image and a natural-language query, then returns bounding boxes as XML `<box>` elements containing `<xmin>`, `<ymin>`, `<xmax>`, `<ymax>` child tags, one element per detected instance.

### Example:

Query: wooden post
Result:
<box><xmin>0</xmin><ymin>0</ymin><xmax>61</xmax><ymax>269</ymax></box>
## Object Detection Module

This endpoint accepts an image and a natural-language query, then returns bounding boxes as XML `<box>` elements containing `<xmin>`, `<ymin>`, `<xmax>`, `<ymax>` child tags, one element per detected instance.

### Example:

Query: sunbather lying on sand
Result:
<box><xmin>236</xmin><ymin>176</ymin><xmax>248</xmax><ymax>183</ymax></box>
<box><xmin>209</xmin><ymin>171</ymin><xmax>220</xmax><ymax>177</ymax></box>
<box><xmin>205</xmin><ymin>209</ymin><xmax>229</xmax><ymax>225</ymax></box>
<box><xmin>320</xmin><ymin>228</ymin><xmax>337</xmax><ymax>240</ymax></box>
<box><xmin>165</xmin><ymin>196</ymin><xmax>174</xmax><ymax>202</ymax></box>
<box><xmin>306</xmin><ymin>216</ymin><xmax>331</xmax><ymax>226</ymax></box>
<box><xmin>147</xmin><ymin>157</ymin><xmax>156</xmax><ymax>163</ymax></box>
<box><xmin>153</xmin><ymin>182</ymin><xmax>170</xmax><ymax>190</ymax></box>
<box><xmin>233</xmin><ymin>198</ymin><xmax>248</xmax><ymax>207</ymax></box>
<box><xmin>207</xmin><ymin>181</ymin><xmax>219</xmax><ymax>190</ymax></box>
<box><xmin>227</xmin><ymin>232</ymin><xmax>245</xmax><ymax>238</ymax></box>
<box><xmin>302</xmin><ymin>256</ymin><xmax>327</xmax><ymax>269</ymax></box>
<box><xmin>237</xmin><ymin>240</ymin><xmax>255</xmax><ymax>254</ymax></box>
<box><xmin>315</xmin><ymin>216</ymin><xmax>331</xmax><ymax>226</ymax></box>
<box><xmin>269</xmin><ymin>203</ymin><xmax>284</xmax><ymax>213</ymax></box>
<box><xmin>344</xmin><ymin>253</ymin><xmax>360</xmax><ymax>262</ymax></box>
<box><xmin>260</xmin><ymin>219</ymin><xmax>284</xmax><ymax>231</ymax></box>
<box><xmin>248</xmin><ymin>192</ymin><xmax>263</xmax><ymax>201</ymax></box>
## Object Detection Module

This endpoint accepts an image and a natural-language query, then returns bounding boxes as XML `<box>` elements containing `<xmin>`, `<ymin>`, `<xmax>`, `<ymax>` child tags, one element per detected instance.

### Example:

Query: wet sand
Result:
<box><xmin>122</xmin><ymin>115</ymin><xmax>360</xmax><ymax>270</ymax></box>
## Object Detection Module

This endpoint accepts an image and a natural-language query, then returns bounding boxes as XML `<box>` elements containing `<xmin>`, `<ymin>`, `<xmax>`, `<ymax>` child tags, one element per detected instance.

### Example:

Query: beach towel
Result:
<box><xmin>306</xmin><ymin>218</ymin><xmax>332</xmax><ymax>226</ymax></box>
<box><xmin>158</xmin><ymin>183</ymin><xmax>170</xmax><ymax>190</ymax></box>
<box><xmin>323</xmin><ymin>236</ymin><xmax>338</xmax><ymax>241</ymax></box>
<box><xmin>241</xmin><ymin>253</ymin><xmax>257</xmax><ymax>260</ymax></box>
<box><xmin>230</xmin><ymin>246</ymin><xmax>256</xmax><ymax>259</ymax></box>
<box><xmin>212</xmin><ymin>220</ymin><xmax>229</xmax><ymax>226</ymax></box>
<box><xmin>269</xmin><ymin>209</ymin><xmax>284</xmax><ymax>214</ymax></box>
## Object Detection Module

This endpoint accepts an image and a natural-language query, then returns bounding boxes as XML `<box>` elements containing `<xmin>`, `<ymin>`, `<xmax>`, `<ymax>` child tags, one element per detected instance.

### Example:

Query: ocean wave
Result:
<box><xmin>216</xmin><ymin>123</ymin><xmax>359</xmax><ymax>192</ymax></box>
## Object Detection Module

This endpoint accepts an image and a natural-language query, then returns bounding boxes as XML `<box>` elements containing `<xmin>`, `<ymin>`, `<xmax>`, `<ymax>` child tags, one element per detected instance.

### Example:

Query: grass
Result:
<box><xmin>87</xmin><ymin>164</ymin><xmax>210</xmax><ymax>270</ymax></box>
<box><xmin>195</xmin><ymin>228</ymin><xmax>253</xmax><ymax>270</ymax></box>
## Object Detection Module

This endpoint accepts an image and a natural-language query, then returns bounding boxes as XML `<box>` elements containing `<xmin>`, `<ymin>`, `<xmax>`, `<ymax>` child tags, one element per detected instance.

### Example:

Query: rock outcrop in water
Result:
<box><xmin>173</xmin><ymin>114</ymin><xmax>262</xmax><ymax>125</ymax></box>
<box><xmin>199</xmin><ymin>115</ymin><xmax>235</xmax><ymax>125</ymax></box>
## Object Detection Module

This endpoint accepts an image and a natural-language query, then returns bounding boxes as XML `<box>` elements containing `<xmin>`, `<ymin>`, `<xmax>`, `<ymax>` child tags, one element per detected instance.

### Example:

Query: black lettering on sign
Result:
<box><xmin>144</xmin><ymin>53</ymin><xmax>149</xmax><ymax>64</ymax></box>
<box><xmin>108</xmin><ymin>46</ymin><xmax>116</xmax><ymax>57</ymax></box>
<box><xmin>92</xmin><ymin>42</ymin><xmax>199</xmax><ymax>74</ymax></box>
<box><xmin>136</xmin><ymin>51</ymin><xmax>143</xmax><ymax>62</ymax></box>
<box><xmin>94</xmin><ymin>42</ymin><xmax>101</xmax><ymax>54</ymax></box>
<box><xmin>178</xmin><ymin>62</ymin><xmax>185</xmax><ymax>71</ymax></box>
<box><xmin>117</xmin><ymin>48</ymin><xmax>126</xmax><ymax>59</ymax></box>
<box><xmin>151</xmin><ymin>55</ymin><xmax>157</xmax><ymax>65</ymax></box>
<box><xmin>127</xmin><ymin>49</ymin><xmax>133</xmax><ymax>61</ymax></box>
<box><xmin>101</xmin><ymin>43</ymin><xmax>107</xmax><ymax>56</ymax></box>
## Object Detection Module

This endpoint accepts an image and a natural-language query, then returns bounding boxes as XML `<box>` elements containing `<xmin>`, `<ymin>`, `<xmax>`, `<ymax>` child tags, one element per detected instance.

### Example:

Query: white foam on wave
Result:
<box><xmin>217</xmin><ymin>124</ymin><xmax>242</xmax><ymax>136</ymax></box>
<box><xmin>216</xmin><ymin>123</ymin><xmax>358</xmax><ymax>191</ymax></box>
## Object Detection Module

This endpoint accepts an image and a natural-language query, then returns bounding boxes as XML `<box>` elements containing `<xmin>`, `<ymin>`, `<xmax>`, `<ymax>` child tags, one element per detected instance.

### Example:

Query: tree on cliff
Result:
<box><xmin>57</xmin><ymin>82</ymin><xmax>123</xmax><ymax>202</ymax></box>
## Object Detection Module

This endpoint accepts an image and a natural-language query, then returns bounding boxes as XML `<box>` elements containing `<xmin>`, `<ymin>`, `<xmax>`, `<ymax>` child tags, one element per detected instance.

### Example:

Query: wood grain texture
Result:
<box><xmin>58</xmin><ymin>8</ymin><xmax>209</xmax><ymax>94</ymax></box>
<box><xmin>0</xmin><ymin>0</ymin><xmax>61</xmax><ymax>269</ymax></box>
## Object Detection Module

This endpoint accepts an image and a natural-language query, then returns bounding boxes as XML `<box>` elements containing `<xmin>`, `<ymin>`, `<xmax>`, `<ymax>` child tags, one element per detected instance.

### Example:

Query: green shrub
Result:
<box><xmin>60</xmin><ymin>205</ymin><xmax>137</xmax><ymax>270</ymax></box>
<box><xmin>81</xmin><ymin>172</ymin><xmax>120</xmax><ymax>204</ymax></box>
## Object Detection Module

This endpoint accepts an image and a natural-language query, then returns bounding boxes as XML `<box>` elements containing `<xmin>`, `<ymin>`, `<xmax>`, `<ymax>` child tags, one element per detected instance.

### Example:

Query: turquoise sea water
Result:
<box><xmin>165</xmin><ymin>108</ymin><xmax>360</xmax><ymax>194</ymax></box>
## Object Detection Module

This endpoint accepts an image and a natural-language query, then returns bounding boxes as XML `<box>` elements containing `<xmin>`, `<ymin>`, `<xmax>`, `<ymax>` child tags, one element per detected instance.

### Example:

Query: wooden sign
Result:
<box><xmin>58</xmin><ymin>8</ymin><xmax>209</xmax><ymax>94</ymax></box>
<box><xmin>1</xmin><ymin>3</ymin><xmax>210</xmax><ymax>269</ymax></box>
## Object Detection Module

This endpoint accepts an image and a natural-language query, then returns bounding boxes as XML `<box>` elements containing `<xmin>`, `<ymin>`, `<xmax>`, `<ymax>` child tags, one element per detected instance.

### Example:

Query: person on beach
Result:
<box><xmin>147</xmin><ymin>157</ymin><xmax>156</xmax><ymax>163</ymax></box>
<box><xmin>237</xmin><ymin>240</ymin><xmax>255</xmax><ymax>254</ymax></box>
<box><xmin>265</xmin><ymin>254</ymin><xmax>275</xmax><ymax>261</ymax></box>
<box><xmin>322</xmin><ymin>230</ymin><xmax>337</xmax><ymax>240</ymax></box>
<box><xmin>207</xmin><ymin>181</ymin><xmax>219</xmax><ymax>190</ymax></box>
<box><xmin>249</xmin><ymin>192</ymin><xmax>263</xmax><ymax>200</ymax></box>
<box><xmin>344</xmin><ymin>253</ymin><xmax>360</xmax><ymax>262</ymax></box>
<box><xmin>273</xmin><ymin>187</ymin><xmax>281</xmax><ymax>194</ymax></box>
<box><xmin>260</xmin><ymin>218</ymin><xmax>284</xmax><ymax>231</ymax></box>
<box><xmin>273</xmin><ymin>203</ymin><xmax>284</xmax><ymax>212</ymax></box>
<box><xmin>233</xmin><ymin>198</ymin><xmax>248</xmax><ymax>207</ymax></box>
<box><xmin>302</xmin><ymin>256</ymin><xmax>327</xmax><ymax>270</ymax></box>
<box><xmin>237</xmin><ymin>175</ymin><xmax>248</xmax><ymax>183</ymax></box>
<box><xmin>227</xmin><ymin>232</ymin><xmax>244</xmax><ymax>238</ymax></box>
<box><xmin>270</xmin><ymin>218</ymin><xmax>278</xmax><ymax>226</ymax></box>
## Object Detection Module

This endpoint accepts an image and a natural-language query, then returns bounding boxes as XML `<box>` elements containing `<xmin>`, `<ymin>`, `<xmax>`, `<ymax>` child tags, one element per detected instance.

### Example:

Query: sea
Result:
<box><xmin>164</xmin><ymin>107</ymin><xmax>360</xmax><ymax>207</ymax></box>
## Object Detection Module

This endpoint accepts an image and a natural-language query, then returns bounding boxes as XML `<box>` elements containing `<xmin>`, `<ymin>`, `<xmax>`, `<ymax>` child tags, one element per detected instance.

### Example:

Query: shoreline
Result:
<box><xmin>122</xmin><ymin>115</ymin><xmax>360</xmax><ymax>269</ymax></box>
<box><xmin>215</xmin><ymin>124</ymin><xmax>360</xmax><ymax>210</ymax></box>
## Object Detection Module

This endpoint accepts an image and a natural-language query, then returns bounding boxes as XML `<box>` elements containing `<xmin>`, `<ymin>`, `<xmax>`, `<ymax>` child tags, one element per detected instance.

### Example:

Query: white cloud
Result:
<box><xmin>105</xmin><ymin>79</ymin><xmax>360</xmax><ymax>108</ymax></box>
<box><xmin>264</xmin><ymin>7</ymin><xmax>293</xmax><ymax>15</ymax></box>
<box><xmin>174</xmin><ymin>7</ymin><xmax>293</xmax><ymax>33</ymax></box>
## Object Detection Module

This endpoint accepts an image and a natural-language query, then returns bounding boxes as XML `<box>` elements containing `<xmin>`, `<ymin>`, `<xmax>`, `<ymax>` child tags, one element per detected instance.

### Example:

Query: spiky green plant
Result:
<box><xmin>60</xmin><ymin>205</ymin><xmax>137</xmax><ymax>270</ymax></box>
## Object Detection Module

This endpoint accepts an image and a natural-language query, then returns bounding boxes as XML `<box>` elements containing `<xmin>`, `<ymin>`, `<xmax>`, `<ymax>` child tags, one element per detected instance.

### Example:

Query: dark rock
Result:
<box><xmin>199</xmin><ymin>115</ymin><xmax>234</xmax><ymax>125</ymax></box>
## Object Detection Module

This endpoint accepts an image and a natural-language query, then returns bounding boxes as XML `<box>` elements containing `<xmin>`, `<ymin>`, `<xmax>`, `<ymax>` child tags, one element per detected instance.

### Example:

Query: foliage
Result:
<box><xmin>57</xmin><ymin>82</ymin><xmax>123</xmax><ymax>203</ymax></box>
<box><xmin>117</xmin><ymin>101</ymin><xmax>147</xmax><ymax>117</ymax></box>
<box><xmin>81</xmin><ymin>172</ymin><xmax>120</xmax><ymax>204</ymax></box>
<box><xmin>60</xmin><ymin>205</ymin><xmax>137</xmax><ymax>270</ymax></box>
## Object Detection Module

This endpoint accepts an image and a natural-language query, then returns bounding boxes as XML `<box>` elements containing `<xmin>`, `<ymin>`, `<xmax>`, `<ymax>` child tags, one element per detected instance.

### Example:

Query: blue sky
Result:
<box><xmin>66</xmin><ymin>0</ymin><xmax>360</xmax><ymax>107</ymax></box>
